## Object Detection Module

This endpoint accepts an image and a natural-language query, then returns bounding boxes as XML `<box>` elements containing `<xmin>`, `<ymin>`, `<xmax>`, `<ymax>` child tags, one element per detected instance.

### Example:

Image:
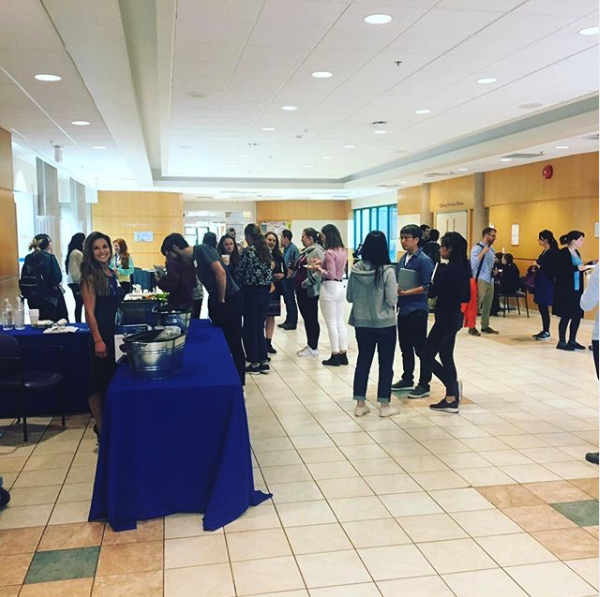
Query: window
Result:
<box><xmin>353</xmin><ymin>204</ymin><xmax>397</xmax><ymax>261</ymax></box>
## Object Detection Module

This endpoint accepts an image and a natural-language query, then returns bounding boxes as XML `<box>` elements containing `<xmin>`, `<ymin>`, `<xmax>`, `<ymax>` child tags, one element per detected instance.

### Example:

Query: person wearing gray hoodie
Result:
<box><xmin>347</xmin><ymin>231</ymin><xmax>399</xmax><ymax>417</ymax></box>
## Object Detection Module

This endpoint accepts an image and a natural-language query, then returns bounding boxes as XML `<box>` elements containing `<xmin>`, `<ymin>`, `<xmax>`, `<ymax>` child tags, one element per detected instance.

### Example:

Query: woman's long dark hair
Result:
<box><xmin>244</xmin><ymin>224</ymin><xmax>271</xmax><ymax>264</ymax></box>
<box><xmin>539</xmin><ymin>229</ymin><xmax>558</xmax><ymax>251</ymax></box>
<box><xmin>65</xmin><ymin>232</ymin><xmax>86</xmax><ymax>274</ymax></box>
<box><xmin>360</xmin><ymin>231</ymin><xmax>390</xmax><ymax>286</ymax></box>
<box><xmin>114</xmin><ymin>238</ymin><xmax>130</xmax><ymax>269</ymax></box>
<box><xmin>441</xmin><ymin>232</ymin><xmax>471</xmax><ymax>276</ymax></box>
<box><xmin>560</xmin><ymin>230</ymin><xmax>585</xmax><ymax>246</ymax></box>
<box><xmin>218</xmin><ymin>234</ymin><xmax>241</xmax><ymax>267</ymax></box>
<box><xmin>81</xmin><ymin>231</ymin><xmax>113</xmax><ymax>296</ymax></box>
<box><xmin>321</xmin><ymin>224</ymin><xmax>344</xmax><ymax>250</ymax></box>
<box><xmin>264</xmin><ymin>232</ymin><xmax>282</xmax><ymax>259</ymax></box>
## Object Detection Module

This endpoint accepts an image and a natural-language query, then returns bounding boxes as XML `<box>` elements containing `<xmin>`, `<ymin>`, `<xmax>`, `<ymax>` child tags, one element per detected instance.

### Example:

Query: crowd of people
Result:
<box><xmin>18</xmin><ymin>222</ymin><xmax>598</xmax><ymax>435</ymax></box>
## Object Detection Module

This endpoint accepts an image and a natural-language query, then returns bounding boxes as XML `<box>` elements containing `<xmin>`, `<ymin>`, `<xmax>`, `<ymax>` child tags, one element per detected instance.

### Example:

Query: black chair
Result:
<box><xmin>498</xmin><ymin>285</ymin><xmax>530</xmax><ymax>318</ymax></box>
<box><xmin>0</xmin><ymin>335</ymin><xmax>65</xmax><ymax>441</ymax></box>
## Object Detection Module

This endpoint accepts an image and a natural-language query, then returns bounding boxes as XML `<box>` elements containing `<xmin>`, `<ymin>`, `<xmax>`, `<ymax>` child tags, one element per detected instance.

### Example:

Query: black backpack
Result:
<box><xmin>19</xmin><ymin>255</ymin><xmax>45</xmax><ymax>299</ymax></box>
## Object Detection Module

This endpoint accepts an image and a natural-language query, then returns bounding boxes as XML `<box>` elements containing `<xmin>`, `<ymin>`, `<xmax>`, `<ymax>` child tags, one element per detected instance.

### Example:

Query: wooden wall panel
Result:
<box><xmin>430</xmin><ymin>175</ymin><xmax>475</xmax><ymax>212</ymax></box>
<box><xmin>93</xmin><ymin>191</ymin><xmax>184</xmax><ymax>269</ymax></box>
<box><xmin>485</xmin><ymin>152</ymin><xmax>599</xmax><ymax>206</ymax></box>
<box><xmin>256</xmin><ymin>200</ymin><xmax>351</xmax><ymax>221</ymax></box>
<box><xmin>0</xmin><ymin>126</ymin><xmax>18</xmax><ymax>297</ymax></box>
<box><xmin>0</xmin><ymin>127</ymin><xmax>13</xmax><ymax>191</ymax></box>
<box><xmin>397</xmin><ymin>186</ymin><xmax>422</xmax><ymax>214</ymax></box>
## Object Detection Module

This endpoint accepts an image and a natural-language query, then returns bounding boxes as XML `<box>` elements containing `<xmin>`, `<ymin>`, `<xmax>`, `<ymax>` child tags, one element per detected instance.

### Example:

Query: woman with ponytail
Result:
<box><xmin>553</xmin><ymin>230</ymin><xmax>594</xmax><ymax>351</ymax></box>
<box><xmin>235</xmin><ymin>224</ymin><xmax>273</xmax><ymax>374</ymax></box>
<box><xmin>532</xmin><ymin>229</ymin><xmax>559</xmax><ymax>340</ymax></box>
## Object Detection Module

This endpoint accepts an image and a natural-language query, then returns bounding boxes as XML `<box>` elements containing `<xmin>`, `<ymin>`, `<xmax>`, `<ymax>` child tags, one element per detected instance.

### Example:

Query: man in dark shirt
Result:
<box><xmin>163</xmin><ymin>232</ymin><xmax>245</xmax><ymax>385</ymax></box>
<box><xmin>279</xmin><ymin>229</ymin><xmax>300</xmax><ymax>330</ymax></box>
<box><xmin>422</xmin><ymin>229</ymin><xmax>441</xmax><ymax>265</ymax></box>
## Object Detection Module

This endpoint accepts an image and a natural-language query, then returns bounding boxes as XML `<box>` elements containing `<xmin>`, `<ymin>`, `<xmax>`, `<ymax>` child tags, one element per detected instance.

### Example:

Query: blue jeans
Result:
<box><xmin>282</xmin><ymin>278</ymin><xmax>298</xmax><ymax>325</ymax></box>
<box><xmin>242</xmin><ymin>286</ymin><xmax>270</xmax><ymax>363</ymax></box>
<box><xmin>353</xmin><ymin>326</ymin><xmax>396</xmax><ymax>403</ymax></box>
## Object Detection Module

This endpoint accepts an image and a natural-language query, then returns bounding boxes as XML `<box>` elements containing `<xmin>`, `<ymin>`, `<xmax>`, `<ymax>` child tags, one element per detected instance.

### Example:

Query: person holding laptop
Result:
<box><xmin>392</xmin><ymin>224</ymin><xmax>434</xmax><ymax>398</ymax></box>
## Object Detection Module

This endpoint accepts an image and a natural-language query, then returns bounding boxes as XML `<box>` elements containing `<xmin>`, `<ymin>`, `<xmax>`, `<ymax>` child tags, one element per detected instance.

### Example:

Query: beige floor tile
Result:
<box><xmin>380</xmin><ymin>492</ymin><xmax>442</xmax><ymax>517</ymax></box>
<box><xmin>437</xmin><ymin>452</ymin><xmax>491</xmax><ymax>469</ymax></box>
<box><xmin>460</xmin><ymin>437</ymin><xmax>510</xmax><ymax>452</ymax></box>
<box><xmin>565</xmin><ymin>558</ymin><xmax>599</xmax><ymax>591</ymax></box>
<box><xmin>227</xmin><ymin>528</ymin><xmax>291</xmax><ymax>561</ymax></box>
<box><xmin>502</xmin><ymin>505</ymin><xmax>576</xmax><ymax>532</ymax></box>
<box><xmin>398</xmin><ymin>513</ymin><xmax>468</xmax><ymax>542</ymax></box>
<box><xmin>270</xmin><ymin>481</ymin><xmax>324</xmax><ymax>503</ymax></box>
<box><xmin>91</xmin><ymin>571</ymin><xmax>162</xmax><ymax>597</ymax></box>
<box><xmin>164</xmin><ymin>535</ymin><xmax>228</xmax><ymax>569</ymax></box>
<box><xmin>500</xmin><ymin>464</ymin><xmax>561</xmax><ymax>483</ymax></box>
<box><xmin>498</xmin><ymin>435</ymin><xmax>551</xmax><ymax>449</ymax></box>
<box><xmin>0</xmin><ymin>527</ymin><xmax>43</xmax><ymax>556</ymax></box>
<box><xmin>329</xmin><ymin>432</ymin><xmax>375</xmax><ymax>447</ymax></box>
<box><xmin>442</xmin><ymin>568</ymin><xmax>529</xmax><ymax>597</ymax></box>
<box><xmin>64</xmin><ymin>464</ymin><xmax>97</xmax><ymax>485</ymax></box>
<box><xmin>429</xmin><ymin>488</ymin><xmax>495</xmax><ymax>513</ymax></box>
<box><xmin>0</xmin><ymin>504</ymin><xmax>52</xmax><ymax>530</ymax></box>
<box><xmin>451</xmin><ymin>509</ymin><xmax>523</xmax><ymax>537</ymax></box>
<box><xmin>0</xmin><ymin>456</ymin><xmax>28</xmax><ymax>473</ymax></box>
<box><xmin>378</xmin><ymin>575</ymin><xmax>456</xmax><ymax>597</ymax></box>
<box><xmin>520</xmin><ymin>447</ymin><xmax>578</xmax><ymax>464</ymax></box>
<box><xmin>232</xmin><ymin>556</ymin><xmax>305</xmax><ymax>596</ymax></box>
<box><xmin>286</xmin><ymin>523</ymin><xmax>352</xmax><ymax>555</ymax></box>
<box><xmin>410</xmin><ymin>470</ymin><xmax>470</xmax><ymax>491</ymax></box>
<box><xmin>48</xmin><ymin>500</ymin><xmax>90</xmax><ymax>525</ymax></box>
<box><xmin>164</xmin><ymin>513</ymin><xmax>222</xmax><ymax>539</ymax></box>
<box><xmin>306</xmin><ymin>461</ymin><xmax>359</xmax><ymax>480</ymax></box>
<box><xmin>569</xmin><ymin>478</ymin><xmax>599</xmax><ymax>499</ymax></box>
<box><xmin>297</xmin><ymin>447</ymin><xmax>345</xmax><ymax>464</ymax></box>
<box><xmin>393</xmin><ymin>454</ymin><xmax>448</xmax><ymax>472</ymax></box>
<box><xmin>39</xmin><ymin>522</ymin><xmax>104</xmax><ymax>550</ymax></box>
<box><xmin>276</xmin><ymin>500</ymin><xmax>336</xmax><ymax>527</ymax></box>
<box><xmin>262</xmin><ymin>464</ymin><xmax>312</xmax><ymax>484</ymax></box>
<box><xmin>21</xmin><ymin>578</ymin><xmax>93</xmax><ymax>597</ymax></box>
<box><xmin>247</xmin><ymin>592</ymin><xmax>308</xmax><ymax>597</ymax></box>
<box><xmin>351</xmin><ymin>458</ymin><xmax>403</xmax><ymax>477</ymax></box>
<box><xmin>6</xmin><ymin>485</ymin><xmax>61</xmax><ymax>507</ymax></box>
<box><xmin>255</xmin><ymin>450</ymin><xmax>303</xmax><ymax>467</ymax></box>
<box><xmin>543</xmin><ymin>461</ymin><xmax>600</xmax><ymax>480</ymax></box>
<box><xmin>102</xmin><ymin>519</ymin><xmax>163</xmax><ymax>545</ymax></box>
<box><xmin>339</xmin><ymin>444</ymin><xmax>389</xmax><ymax>461</ymax></box>
<box><xmin>316</xmin><ymin>477</ymin><xmax>373</xmax><ymax>499</ymax></box>
<box><xmin>0</xmin><ymin>552</ymin><xmax>32</xmax><ymax>586</ymax></box>
<box><xmin>476</xmin><ymin>533</ymin><xmax>557</xmax><ymax>566</ymax></box>
<box><xmin>531</xmin><ymin>528</ymin><xmax>599</xmax><ymax>560</ymax></box>
<box><xmin>225</xmin><ymin>503</ymin><xmax>281</xmax><ymax>532</ymax></box>
<box><xmin>476</xmin><ymin>484</ymin><xmax>544</xmax><ymax>508</ymax></box>
<box><xmin>328</xmin><ymin>496</ymin><xmax>391</xmax><ymax>522</ymax></box>
<box><xmin>418</xmin><ymin>538</ymin><xmax>498</xmax><ymax>574</ymax></box>
<box><xmin>297</xmin><ymin>550</ymin><xmax>370</xmax><ymax>588</ymax></box>
<box><xmin>96</xmin><ymin>540</ymin><xmax>163</xmax><ymax>576</ymax></box>
<box><xmin>22</xmin><ymin>452</ymin><xmax>74</xmax><ymax>471</ymax></box>
<box><xmin>164</xmin><ymin>563</ymin><xmax>234</xmax><ymax>597</ymax></box>
<box><xmin>524</xmin><ymin>480</ymin><xmax>591</xmax><ymax>503</ymax></box>
<box><xmin>481</xmin><ymin>450</ymin><xmax>534</xmax><ymax>467</ymax></box>
<box><xmin>506</xmin><ymin>561</ymin><xmax>597</xmax><ymax>597</ymax></box>
<box><xmin>363</xmin><ymin>473</ymin><xmax>421</xmax><ymax>495</ymax></box>
<box><xmin>342</xmin><ymin>518</ymin><xmax>410</xmax><ymax>548</ymax></box>
<box><xmin>358</xmin><ymin>544</ymin><xmax>435</xmax><ymax>580</ymax></box>
<box><xmin>309</xmin><ymin>583</ymin><xmax>380</xmax><ymax>597</ymax></box>
<box><xmin>12</xmin><ymin>467</ymin><xmax>68</xmax><ymax>488</ymax></box>
<box><xmin>455</xmin><ymin>467</ymin><xmax>517</xmax><ymax>487</ymax></box>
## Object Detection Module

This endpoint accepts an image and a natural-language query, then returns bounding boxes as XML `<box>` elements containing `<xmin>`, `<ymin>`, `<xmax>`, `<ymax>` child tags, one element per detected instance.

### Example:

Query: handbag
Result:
<box><xmin>523</xmin><ymin>266</ymin><xmax>537</xmax><ymax>292</ymax></box>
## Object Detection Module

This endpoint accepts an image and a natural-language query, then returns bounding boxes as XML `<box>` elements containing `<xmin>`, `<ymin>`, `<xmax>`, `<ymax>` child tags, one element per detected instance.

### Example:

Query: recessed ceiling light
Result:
<box><xmin>458</xmin><ymin>167</ymin><xmax>468</xmax><ymax>171</ymax></box>
<box><xmin>414</xmin><ymin>109</ymin><xmax>431</xmax><ymax>115</ymax></box>
<box><xmin>374</xmin><ymin>129</ymin><xmax>387</xmax><ymax>134</ymax></box>
<box><xmin>312</xmin><ymin>71</ymin><xmax>333</xmax><ymax>79</ymax></box>
<box><xmin>477</xmin><ymin>77</ymin><xmax>497</xmax><ymax>85</ymax></box>
<box><xmin>344</xmin><ymin>145</ymin><xmax>356</xmax><ymax>148</ymax></box>
<box><xmin>322</xmin><ymin>156</ymin><xmax>332</xmax><ymax>160</ymax></box>
<box><xmin>72</xmin><ymin>120</ymin><xmax>90</xmax><ymax>126</ymax></box>
<box><xmin>92</xmin><ymin>145</ymin><xmax>106</xmax><ymax>150</ymax></box>
<box><xmin>262</xmin><ymin>127</ymin><xmax>275</xmax><ymax>131</ymax></box>
<box><xmin>578</xmin><ymin>26</ymin><xmax>599</xmax><ymax>36</ymax></box>
<box><xmin>281</xmin><ymin>105</ymin><xmax>298</xmax><ymax>111</ymax></box>
<box><xmin>501</xmin><ymin>158</ymin><xmax>512</xmax><ymax>162</ymax></box>
<box><xmin>519</xmin><ymin>103</ymin><xmax>542</xmax><ymax>110</ymax></box>
<box><xmin>364</xmin><ymin>14</ymin><xmax>392</xmax><ymax>25</ymax></box>
<box><xmin>555</xmin><ymin>145</ymin><xmax>570</xmax><ymax>149</ymax></box>
<box><xmin>400</xmin><ymin>181</ymin><xmax>408</xmax><ymax>184</ymax></box>
<box><xmin>34</xmin><ymin>74</ymin><xmax>61</xmax><ymax>82</ymax></box>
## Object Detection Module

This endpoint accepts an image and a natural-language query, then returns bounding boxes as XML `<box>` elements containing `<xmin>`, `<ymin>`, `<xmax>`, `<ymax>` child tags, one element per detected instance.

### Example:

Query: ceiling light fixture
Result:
<box><xmin>34</xmin><ymin>74</ymin><xmax>61</xmax><ymax>82</ymax></box>
<box><xmin>281</xmin><ymin>105</ymin><xmax>298</xmax><ymax>111</ymax></box>
<box><xmin>364</xmin><ymin>14</ymin><xmax>392</xmax><ymax>25</ymax></box>
<box><xmin>374</xmin><ymin>129</ymin><xmax>387</xmax><ymax>134</ymax></box>
<box><xmin>92</xmin><ymin>146</ymin><xmax>106</xmax><ymax>150</ymax></box>
<box><xmin>312</xmin><ymin>71</ymin><xmax>333</xmax><ymax>78</ymax></box>
<box><xmin>72</xmin><ymin>120</ymin><xmax>90</xmax><ymax>126</ymax></box>
<box><xmin>262</xmin><ymin>127</ymin><xmax>275</xmax><ymax>131</ymax></box>
<box><xmin>400</xmin><ymin>181</ymin><xmax>408</xmax><ymax>184</ymax></box>
<box><xmin>578</xmin><ymin>26</ymin><xmax>599</xmax><ymax>36</ymax></box>
<box><xmin>555</xmin><ymin>145</ymin><xmax>570</xmax><ymax>149</ymax></box>
<box><xmin>414</xmin><ymin>109</ymin><xmax>431</xmax><ymax>115</ymax></box>
<box><xmin>458</xmin><ymin>167</ymin><xmax>468</xmax><ymax>171</ymax></box>
<box><xmin>344</xmin><ymin>144</ymin><xmax>356</xmax><ymax>148</ymax></box>
<box><xmin>477</xmin><ymin>77</ymin><xmax>497</xmax><ymax>84</ymax></box>
<box><xmin>500</xmin><ymin>158</ymin><xmax>512</xmax><ymax>162</ymax></box>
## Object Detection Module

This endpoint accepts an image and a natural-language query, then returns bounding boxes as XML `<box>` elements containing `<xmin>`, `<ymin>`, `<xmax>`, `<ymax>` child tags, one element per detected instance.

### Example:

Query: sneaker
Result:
<box><xmin>429</xmin><ymin>398</ymin><xmax>460</xmax><ymax>413</ymax></box>
<box><xmin>391</xmin><ymin>379</ymin><xmax>413</xmax><ymax>391</ymax></box>
<box><xmin>407</xmin><ymin>385</ymin><xmax>430</xmax><ymax>399</ymax></box>
<box><xmin>266</xmin><ymin>343</ymin><xmax>277</xmax><ymax>355</ymax></box>
<box><xmin>468</xmin><ymin>328</ymin><xmax>481</xmax><ymax>336</ymax></box>
<box><xmin>481</xmin><ymin>327</ymin><xmax>499</xmax><ymax>334</ymax></box>
<box><xmin>556</xmin><ymin>342</ymin><xmax>575</xmax><ymax>351</ymax></box>
<box><xmin>585</xmin><ymin>452</ymin><xmax>599</xmax><ymax>465</ymax></box>
<box><xmin>534</xmin><ymin>331</ymin><xmax>551</xmax><ymax>340</ymax></box>
<box><xmin>322</xmin><ymin>354</ymin><xmax>341</xmax><ymax>367</ymax></box>
<box><xmin>258</xmin><ymin>363</ymin><xmax>270</xmax><ymax>375</ymax></box>
<box><xmin>379</xmin><ymin>404</ymin><xmax>400</xmax><ymax>417</ymax></box>
<box><xmin>354</xmin><ymin>403</ymin><xmax>370</xmax><ymax>417</ymax></box>
<box><xmin>297</xmin><ymin>346</ymin><xmax>318</xmax><ymax>357</ymax></box>
<box><xmin>339</xmin><ymin>352</ymin><xmax>349</xmax><ymax>366</ymax></box>
<box><xmin>568</xmin><ymin>341</ymin><xmax>586</xmax><ymax>350</ymax></box>
<box><xmin>456</xmin><ymin>379</ymin><xmax>463</xmax><ymax>406</ymax></box>
<box><xmin>245</xmin><ymin>364</ymin><xmax>261</xmax><ymax>375</ymax></box>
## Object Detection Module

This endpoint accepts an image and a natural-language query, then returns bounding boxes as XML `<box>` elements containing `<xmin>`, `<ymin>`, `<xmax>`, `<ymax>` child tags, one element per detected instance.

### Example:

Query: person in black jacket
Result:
<box><xmin>420</xmin><ymin>232</ymin><xmax>471</xmax><ymax>413</ymax></box>
<box><xmin>422</xmin><ymin>229</ymin><xmax>441</xmax><ymax>265</ymax></box>
<box><xmin>499</xmin><ymin>253</ymin><xmax>521</xmax><ymax>294</ymax></box>
<box><xmin>553</xmin><ymin>230</ymin><xmax>594</xmax><ymax>351</ymax></box>
<box><xmin>532</xmin><ymin>230</ymin><xmax>559</xmax><ymax>340</ymax></box>
<box><xmin>21</xmin><ymin>234</ymin><xmax>68</xmax><ymax>321</ymax></box>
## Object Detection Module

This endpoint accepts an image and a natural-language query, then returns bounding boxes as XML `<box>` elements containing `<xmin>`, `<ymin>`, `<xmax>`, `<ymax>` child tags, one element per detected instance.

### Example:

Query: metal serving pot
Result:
<box><xmin>123</xmin><ymin>329</ymin><xmax>186</xmax><ymax>380</ymax></box>
<box><xmin>152</xmin><ymin>305</ymin><xmax>192</xmax><ymax>332</ymax></box>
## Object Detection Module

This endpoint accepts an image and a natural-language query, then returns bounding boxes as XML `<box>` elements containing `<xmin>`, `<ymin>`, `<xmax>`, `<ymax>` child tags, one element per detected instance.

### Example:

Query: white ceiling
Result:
<box><xmin>0</xmin><ymin>0</ymin><xmax>597</xmax><ymax>198</ymax></box>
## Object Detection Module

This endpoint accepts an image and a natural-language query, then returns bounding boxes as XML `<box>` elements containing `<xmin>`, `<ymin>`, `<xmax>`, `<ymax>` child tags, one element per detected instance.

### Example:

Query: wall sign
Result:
<box><xmin>134</xmin><ymin>231</ymin><xmax>154</xmax><ymax>243</ymax></box>
<box><xmin>542</xmin><ymin>165</ymin><xmax>553</xmax><ymax>179</ymax></box>
<box><xmin>511</xmin><ymin>224</ymin><xmax>519</xmax><ymax>246</ymax></box>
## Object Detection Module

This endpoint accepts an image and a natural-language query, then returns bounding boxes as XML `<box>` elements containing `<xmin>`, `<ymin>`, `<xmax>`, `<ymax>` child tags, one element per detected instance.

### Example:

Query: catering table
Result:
<box><xmin>89</xmin><ymin>319</ymin><xmax>271</xmax><ymax>531</ymax></box>
<box><xmin>0</xmin><ymin>324</ymin><xmax>90</xmax><ymax>417</ymax></box>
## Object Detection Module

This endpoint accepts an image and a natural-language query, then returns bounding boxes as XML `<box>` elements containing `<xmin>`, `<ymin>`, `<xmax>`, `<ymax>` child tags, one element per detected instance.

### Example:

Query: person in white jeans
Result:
<box><xmin>314</xmin><ymin>224</ymin><xmax>349</xmax><ymax>367</ymax></box>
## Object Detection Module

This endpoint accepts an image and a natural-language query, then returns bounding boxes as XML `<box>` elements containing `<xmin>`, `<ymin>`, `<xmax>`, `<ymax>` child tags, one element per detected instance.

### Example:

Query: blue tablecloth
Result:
<box><xmin>89</xmin><ymin>319</ymin><xmax>271</xmax><ymax>531</ymax></box>
<box><xmin>0</xmin><ymin>324</ymin><xmax>90</xmax><ymax>416</ymax></box>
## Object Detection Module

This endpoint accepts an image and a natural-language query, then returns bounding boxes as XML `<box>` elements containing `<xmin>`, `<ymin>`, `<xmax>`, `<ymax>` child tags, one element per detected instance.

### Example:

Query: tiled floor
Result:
<box><xmin>0</xmin><ymin>313</ymin><xmax>598</xmax><ymax>596</ymax></box>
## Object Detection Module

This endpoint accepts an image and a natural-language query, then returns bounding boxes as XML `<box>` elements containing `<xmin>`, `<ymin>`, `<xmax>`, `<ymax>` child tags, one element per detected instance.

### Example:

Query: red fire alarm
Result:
<box><xmin>542</xmin><ymin>165</ymin><xmax>553</xmax><ymax>179</ymax></box>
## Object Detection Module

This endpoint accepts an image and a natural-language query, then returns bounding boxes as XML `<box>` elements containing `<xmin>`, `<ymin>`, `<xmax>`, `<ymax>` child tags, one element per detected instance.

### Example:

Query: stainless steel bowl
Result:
<box><xmin>123</xmin><ymin>330</ymin><xmax>186</xmax><ymax>380</ymax></box>
<box><xmin>152</xmin><ymin>305</ymin><xmax>192</xmax><ymax>332</ymax></box>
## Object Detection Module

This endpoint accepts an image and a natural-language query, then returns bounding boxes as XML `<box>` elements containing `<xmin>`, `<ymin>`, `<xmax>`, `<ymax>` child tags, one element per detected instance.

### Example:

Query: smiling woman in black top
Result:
<box><xmin>420</xmin><ymin>232</ymin><xmax>471</xmax><ymax>413</ymax></box>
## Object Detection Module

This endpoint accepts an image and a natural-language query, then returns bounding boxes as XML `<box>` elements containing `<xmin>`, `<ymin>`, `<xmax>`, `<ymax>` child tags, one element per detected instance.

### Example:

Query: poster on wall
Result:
<box><xmin>260</xmin><ymin>221</ymin><xmax>291</xmax><ymax>236</ymax></box>
<box><xmin>134</xmin><ymin>231</ymin><xmax>154</xmax><ymax>243</ymax></box>
<box><xmin>511</xmin><ymin>224</ymin><xmax>519</xmax><ymax>246</ymax></box>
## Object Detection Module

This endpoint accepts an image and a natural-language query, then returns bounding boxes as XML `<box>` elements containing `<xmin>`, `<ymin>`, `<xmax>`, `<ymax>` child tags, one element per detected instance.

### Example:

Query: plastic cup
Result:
<box><xmin>29</xmin><ymin>309</ymin><xmax>39</xmax><ymax>325</ymax></box>
<box><xmin>222</xmin><ymin>254</ymin><xmax>230</xmax><ymax>265</ymax></box>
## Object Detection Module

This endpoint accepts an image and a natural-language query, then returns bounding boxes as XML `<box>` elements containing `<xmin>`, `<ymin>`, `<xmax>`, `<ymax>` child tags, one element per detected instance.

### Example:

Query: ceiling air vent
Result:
<box><xmin>425</xmin><ymin>172</ymin><xmax>452</xmax><ymax>177</ymax></box>
<box><xmin>378</xmin><ymin>183</ymin><xmax>402</xmax><ymax>188</ymax></box>
<box><xmin>583</xmin><ymin>134</ymin><xmax>599</xmax><ymax>141</ymax></box>
<box><xmin>502</xmin><ymin>152</ymin><xmax>543</xmax><ymax>159</ymax></box>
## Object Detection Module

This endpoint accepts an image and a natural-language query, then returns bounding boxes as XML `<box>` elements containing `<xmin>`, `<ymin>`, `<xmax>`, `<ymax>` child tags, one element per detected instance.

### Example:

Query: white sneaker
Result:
<box><xmin>297</xmin><ymin>346</ymin><xmax>318</xmax><ymax>357</ymax></box>
<box><xmin>379</xmin><ymin>404</ymin><xmax>400</xmax><ymax>417</ymax></box>
<box><xmin>354</xmin><ymin>404</ymin><xmax>370</xmax><ymax>417</ymax></box>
